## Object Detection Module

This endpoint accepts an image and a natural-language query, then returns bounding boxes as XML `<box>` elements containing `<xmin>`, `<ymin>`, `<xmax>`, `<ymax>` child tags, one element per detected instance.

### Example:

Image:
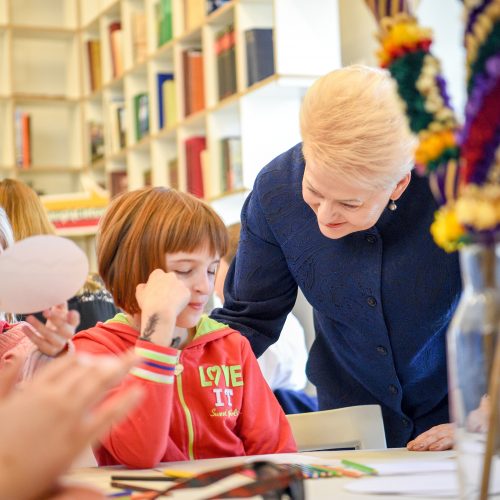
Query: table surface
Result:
<box><xmin>66</xmin><ymin>448</ymin><xmax>462</xmax><ymax>499</ymax></box>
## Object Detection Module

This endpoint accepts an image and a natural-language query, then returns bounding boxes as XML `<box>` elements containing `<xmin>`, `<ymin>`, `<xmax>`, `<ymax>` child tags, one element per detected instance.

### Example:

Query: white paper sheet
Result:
<box><xmin>247</xmin><ymin>454</ymin><xmax>456</xmax><ymax>475</ymax></box>
<box><xmin>345</xmin><ymin>459</ymin><xmax>500</xmax><ymax>497</ymax></box>
<box><xmin>0</xmin><ymin>235</ymin><xmax>89</xmax><ymax>313</ymax></box>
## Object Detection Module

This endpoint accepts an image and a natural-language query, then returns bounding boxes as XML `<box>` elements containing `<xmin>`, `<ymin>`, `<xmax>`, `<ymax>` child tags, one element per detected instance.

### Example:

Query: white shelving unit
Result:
<box><xmin>0</xmin><ymin>0</ymin><xmax>379</xmax><ymax>227</ymax></box>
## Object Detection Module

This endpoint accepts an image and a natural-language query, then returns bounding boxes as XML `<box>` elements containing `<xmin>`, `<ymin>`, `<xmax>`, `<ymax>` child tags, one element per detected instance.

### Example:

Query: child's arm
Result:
<box><xmin>73</xmin><ymin>270</ymin><xmax>190</xmax><ymax>468</ymax></box>
<box><xmin>135</xmin><ymin>268</ymin><xmax>191</xmax><ymax>346</ymax></box>
<box><xmin>237</xmin><ymin>337</ymin><xmax>297</xmax><ymax>455</ymax></box>
<box><xmin>74</xmin><ymin>333</ymin><xmax>179</xmax><ymax>468</ymax></box>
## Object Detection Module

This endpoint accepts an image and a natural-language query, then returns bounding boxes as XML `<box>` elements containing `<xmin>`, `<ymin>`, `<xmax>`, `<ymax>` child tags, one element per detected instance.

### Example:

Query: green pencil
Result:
<box><xmin>340</xmin><ymin>459</ymin><xmax>378</xmax><ymax>475</ymax></box>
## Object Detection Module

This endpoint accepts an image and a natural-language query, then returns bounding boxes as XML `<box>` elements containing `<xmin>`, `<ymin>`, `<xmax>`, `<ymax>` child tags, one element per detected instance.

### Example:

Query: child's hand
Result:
<box><xmin>21</xmin><ymin>303</ymin><xmax>80</xmax><ymax>357</ymax></box>
<box><xmin>136</xmin><ymin>269</ymin><xmax>191</xmax><ymax>346</ymax></box>
<box><xmin>407</xmin><ymin>423</ymin><xmax>454</xmax><ymax>451</ymax></box>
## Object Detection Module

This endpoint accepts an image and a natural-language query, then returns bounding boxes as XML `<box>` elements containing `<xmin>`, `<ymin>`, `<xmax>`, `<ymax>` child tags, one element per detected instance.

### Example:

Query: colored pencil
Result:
<box><xmin>340</xmin><ymin>459</ymin><xmax>377</xmax><ymax>475</ymax></box>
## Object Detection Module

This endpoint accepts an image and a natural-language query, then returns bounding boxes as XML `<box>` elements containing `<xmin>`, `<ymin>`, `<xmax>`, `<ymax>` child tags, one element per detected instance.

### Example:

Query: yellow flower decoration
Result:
<box><xmin>430</xmin><ymin>205</ymin><xmax>466</xmax><ymax>252</ymax></box>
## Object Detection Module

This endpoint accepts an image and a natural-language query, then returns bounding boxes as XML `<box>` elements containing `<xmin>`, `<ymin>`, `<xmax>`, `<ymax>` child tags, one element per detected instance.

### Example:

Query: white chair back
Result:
<box><xmin>286</xmin><ymin>404</ymin><xmax>387</xmax><ymax>451</ymax></box>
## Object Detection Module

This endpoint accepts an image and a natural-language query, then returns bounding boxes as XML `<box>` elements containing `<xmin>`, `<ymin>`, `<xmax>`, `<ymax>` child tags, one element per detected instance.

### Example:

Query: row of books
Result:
<box><xmin>132</xmin><ymin>12</ymin><xmax>148</xmax><ymax>65</ymax></box>
<box><xmin>183</xmin><ymin>48</ymin><xmax>205</xmax><ymax>116</ymax></box>
<box><xmin>245</xmin><ymin>28</ymin><xmax>274</xmax><ymax>87</ymax></box>
<box><xmin>215</xmin><ymin>24</ymin><xmax>236</xmax><ymax>101</ymax></box>
<box><xmin>185</xmin><ymin>0</ymin><xmax>230</xmax><ymax>31</ymax></box>
<box><xmin>86</xmin><ymin>27</ymin><xmax>272</xmax><ymax>101</ymax></box>
<box><xmin>15</xmin><ymin>110</ymin><xmax>32</xmax><ymax>168</ymax></box>
<box><xmin>86</xmin><ymin>39</ymin><xmax>102</xmax><ymax>92</ymax></box>
<box><xmin>108</xmin><ymin>99</ymin><xmax>127</xmax><ymax>154</ymax></box>
<box><xmin>186</xmin><ymin>135</ymin><xmax>242</xmax><ymax>200</ymax></box>
<box><xmin>108</xmin><ymin>21</ymin><xmax>124</xmax><ymax>79</ymax></box>
<box><xmin>157</xmin><ymin>0</ymin><xmax>173</xmax><ymax>47</ymax></box>
<box><xmin>89</xmin><ymin>122</ymin><xmax>105</xmax><ymax>163</ymax></box>
<box><xmin>157</xmin><ymin>73</ymin><xmax>176</xmax><ymax>129</ymax></box>
<box><xmin>108</xmin><ymin>135</ymin><xmax>242</xmax><ymax>200</ymax></box>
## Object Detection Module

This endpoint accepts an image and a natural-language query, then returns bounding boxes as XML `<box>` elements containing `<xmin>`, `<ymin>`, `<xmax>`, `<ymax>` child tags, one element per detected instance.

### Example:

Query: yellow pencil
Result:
<box><xmin>162</xmin><ymin>469</ymin><xmax>195</xmax><ymax>479</ymax></box>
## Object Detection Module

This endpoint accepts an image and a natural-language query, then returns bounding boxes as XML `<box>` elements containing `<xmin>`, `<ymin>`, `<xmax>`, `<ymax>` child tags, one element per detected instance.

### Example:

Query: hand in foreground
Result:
<box><xmin>407</xmin><ymin>423</ymin><xmax>454</xmax><ymax>451</ymax></box>
<box><xmin>0</xmin><ymin>351</ymin><xmax>143</xmax><ymax>500</ymax></box>
<box><xmin>22</xmin><ymin>302</ymin><xmax>80</xmax><ymax>357</ymax></box>
<box><xmin>135</xmin><ymin>269</ymin><xmax>191</xmax><ymax>346</ymax></box>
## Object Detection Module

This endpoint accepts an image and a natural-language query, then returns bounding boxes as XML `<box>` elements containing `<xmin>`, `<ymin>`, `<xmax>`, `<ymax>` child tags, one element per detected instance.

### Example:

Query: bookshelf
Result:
<box><xmin>77</xmin><ymin>0</ymin><xmax>352</xmax><ymax>224</ymax></box>
<box><xmin>0</xmin><ymin>0</ymin><xmax>377</xmax><ymax>240</ymax></box>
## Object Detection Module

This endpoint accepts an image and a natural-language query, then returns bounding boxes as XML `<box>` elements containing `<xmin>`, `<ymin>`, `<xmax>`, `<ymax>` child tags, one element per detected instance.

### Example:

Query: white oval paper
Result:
<box><xmin>0</xmin><ymin>235</ymin><xmax>89</xmax><ymax>314</ymax></box>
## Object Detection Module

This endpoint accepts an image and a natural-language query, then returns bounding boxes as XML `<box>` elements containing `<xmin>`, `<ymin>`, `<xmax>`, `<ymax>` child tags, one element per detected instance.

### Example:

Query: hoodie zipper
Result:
<box><xmin>175</xmin><ymin>356</ymin><xmax>195</xmax><ymax>460</ymax></box>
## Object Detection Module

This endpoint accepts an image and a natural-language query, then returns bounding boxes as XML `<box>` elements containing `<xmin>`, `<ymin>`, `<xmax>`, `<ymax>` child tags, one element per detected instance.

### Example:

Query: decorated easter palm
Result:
<box><xmin>365</xmin><ymin>1</ymin><xmax>500</xmax><ymax>498</ymax></box>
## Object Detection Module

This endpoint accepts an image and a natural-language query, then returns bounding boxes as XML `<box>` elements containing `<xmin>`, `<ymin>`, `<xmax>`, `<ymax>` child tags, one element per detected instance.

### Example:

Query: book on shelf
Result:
<box><xmin>201</xmin><ymin>149</ymin><xmax>220</xmax><ymax>199</ymax></box>
<box><xmin>182</xmin><ymin>49</ymin><xmax>205</xmax><ymax>117</ymax></box>
<box><xmin>184</xmin><ymin>0</ymin><xmax>205</xmax><ymax>32</ymax></box>
<box><xmin>109</xmin><ymin>171</ymin><xmax>128</xmax><ymax>198</ymax></box>
<box><xmin>88</xmin><ymin>121</ymin><xmax>104</xmax><ymax>163</ymax></box>
<box><xmin>132</xmin><ymin>12</ymin><xmax>148</xmax><ymax>64</ymax></box>
<box><xmin>107</xmin><ymin>99</ymin><xmax>126</xmax><ymax>154</ymax></box>
<box><xmin>167</xmin><ymin>158</ymin><xmax>179</xmax><ymax>189</ymax></box>
<box><xmin>144</xmin><ymin>169</ymin><xmax>152</xmax><ymax>187</ymax></box>
<box><xmin>207</xmin><ymin>0</ymin><xmax>230</xmax><ymax>15</ymax></box>
<box><xmin>157</xmin><ymin>72</ymin><xmax>174</xmax><ymax>130</ymax></box>
<box><xmin>108</xmin><ymin>21</ymin><xmax>124</xmax><ymax>79</ymax></box>
<box><xmin>162</xmin><ymin>78</ymin><xmax>177</xmax><ymax>129</ymax></box>
<box><xmin>215</xmin><ymin>24</ymin><xmax>236</xmax><ymax>101</ymax></box>
<box><xmin>220</xmin><ymin>137</ymin><xmax>243</xmax><ymax>192</ymax></box>
<box><xmin>86</xmin><ymin>39</ymin><xmax>102</xmax><ymax>92</ymax></box>
<box><xmin>245</xmin><ymin>28</ymin><xmax>275</xmax><ymax>87</ymax></box>
<box><xmin>15</xmin><ymin>110</ymin><xmax>31</xmax><ymax>169</ymax></box>
<box><xmin>185</xmin><ymin>136</ymin><xmax>206</xmax><ymax>199</ymax></box>
<box><xmin>156</xmin><ymin>0</ymin><xmax>173</xmax><ymax>47</ymax></box>
<box><xmin>134</xmin><ymin>93</ymin><xmax>150</xmax><ymax>141</ymax></box>
<box><xmin>41</xmin><ymin>185</ymin><xmax>109</xmax><ymax>233</ymax></box>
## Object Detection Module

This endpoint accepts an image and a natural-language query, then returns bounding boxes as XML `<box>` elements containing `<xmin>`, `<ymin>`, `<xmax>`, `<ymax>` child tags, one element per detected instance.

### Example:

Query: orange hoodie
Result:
<box><xmin>73</xmin><ymin>314</ymin><xmax>296</xmax><ymax>468</ymax></box>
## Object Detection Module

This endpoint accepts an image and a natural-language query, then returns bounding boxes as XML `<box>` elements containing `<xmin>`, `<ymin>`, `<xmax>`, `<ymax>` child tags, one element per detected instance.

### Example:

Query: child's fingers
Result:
<box><xmin>21</xmin><ymin>325</ymin><xmax>66</xmax><ymax>357</ymax></box>
<box><xmin>25</xmin><ymin>314</ymin><xmax>46</xmax><ymax>332</ymax></box>
<box><xmin>67</xmin><ymin>309</ymin><xmax>80</xmax><ymax>328</ymax></box>
<box><xmin>27</xmin><ymin>314</ymin><xmax>74</xmax><ymax>342</ymax></box>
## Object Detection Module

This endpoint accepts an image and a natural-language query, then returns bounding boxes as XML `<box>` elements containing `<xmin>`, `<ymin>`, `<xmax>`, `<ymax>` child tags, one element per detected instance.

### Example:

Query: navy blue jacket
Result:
<box><xmin>211</xmin><ymin>143</ymin><xmax>462</xmax><ymax>447</ymax></box>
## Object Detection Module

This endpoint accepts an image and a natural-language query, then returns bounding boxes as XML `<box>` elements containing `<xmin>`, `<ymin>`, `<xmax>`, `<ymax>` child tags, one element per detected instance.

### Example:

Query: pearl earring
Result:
<box><xmin>388</xmin><ymin>200</ymin><xmax>397</xmax><ymax>211</ymax></box>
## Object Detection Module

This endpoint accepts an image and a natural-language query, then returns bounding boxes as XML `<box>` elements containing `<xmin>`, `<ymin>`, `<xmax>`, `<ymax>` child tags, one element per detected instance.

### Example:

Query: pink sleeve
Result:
<box><xmin>0</xmin><ymin>323</ymin><xmax>71</xmax><ymax>382</ymax></box>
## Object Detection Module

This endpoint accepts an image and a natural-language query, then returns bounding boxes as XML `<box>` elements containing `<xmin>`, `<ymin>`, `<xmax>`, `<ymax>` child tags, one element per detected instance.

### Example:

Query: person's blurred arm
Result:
<box><xmin>0</xmin><ymin>352</ymin><xmax>142</xmax><ymax>500</ymax></box>
<box><xmin>211</xmin><ymin>189</ymin><xmax>298</xmax><ymax>357</ymax></box>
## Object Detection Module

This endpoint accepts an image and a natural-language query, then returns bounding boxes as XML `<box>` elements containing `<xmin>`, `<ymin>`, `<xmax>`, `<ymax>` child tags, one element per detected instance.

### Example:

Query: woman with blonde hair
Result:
<box><xmin>0</xmin><ymin>178</ymin><xmax>55</xmax><ymax>239</ymax></box>
<box><xmin>212</xmin><ymin>64</ymin><xmax>461</xmax><ymax>451</ymax></box>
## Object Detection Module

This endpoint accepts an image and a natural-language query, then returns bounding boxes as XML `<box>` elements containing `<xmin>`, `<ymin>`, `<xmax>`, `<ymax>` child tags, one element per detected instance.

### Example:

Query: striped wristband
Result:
<box><xmin>131</xmin><ymin>340</ymin><xmax>179</xmax><ymax>385</ymax></box>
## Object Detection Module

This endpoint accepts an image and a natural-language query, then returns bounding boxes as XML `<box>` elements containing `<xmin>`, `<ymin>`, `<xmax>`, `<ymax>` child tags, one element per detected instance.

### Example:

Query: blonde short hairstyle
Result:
<box><xmin>300</xmin><ymin>64</ymin><xmax>416</xmax><ymax>189</ymax></box>
<box><xmin>0</xmin><ymin>179</ymin><xmax>55</xmax><ymax>240</ymax></box>
<box><xmin>98</xmin><ymin>187</ymin><xmax>228</xmax><ymax>314</ymax></box>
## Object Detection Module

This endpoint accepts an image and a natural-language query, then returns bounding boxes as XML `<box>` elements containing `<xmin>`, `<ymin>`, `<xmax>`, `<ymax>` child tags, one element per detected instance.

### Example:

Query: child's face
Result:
<box><xmin>165</xmin><ymin>246</ymin><xmax>220</xmax><ymax>328</ymax></box>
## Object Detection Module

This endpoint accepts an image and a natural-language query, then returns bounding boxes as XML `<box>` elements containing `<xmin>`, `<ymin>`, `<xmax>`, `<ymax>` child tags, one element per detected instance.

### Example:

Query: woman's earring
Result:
<box><xmin>388</xmin><ymin>199</ymin><xmax>397</xmax><ymax>211</ymax></box>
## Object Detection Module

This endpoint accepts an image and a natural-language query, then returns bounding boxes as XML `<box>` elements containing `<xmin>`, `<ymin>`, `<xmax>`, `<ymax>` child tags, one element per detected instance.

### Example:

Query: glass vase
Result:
<box><xmin>447</xmin><ymin>243</ymin><xmax>500</xmax><ymax>499</ymax></box>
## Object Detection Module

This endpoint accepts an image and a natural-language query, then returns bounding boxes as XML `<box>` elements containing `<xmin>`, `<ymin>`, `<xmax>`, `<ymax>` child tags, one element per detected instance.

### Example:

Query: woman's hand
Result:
<box><xmin>135</xmin><ymin>269</ymin><xmax>191</xmax><ymax>346</ymax></box>
<box><xmin>22</xmin><ymin>303</ymin><xmax>80</xmax><ymax>357</ymax></box>
<box><xmin>407</xmin><ymin>423</ymin><xmax>454</xmax><ymax>451</ymax></box>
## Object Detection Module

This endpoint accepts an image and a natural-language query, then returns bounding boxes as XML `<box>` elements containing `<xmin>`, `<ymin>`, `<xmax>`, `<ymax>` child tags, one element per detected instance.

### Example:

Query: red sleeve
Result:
<box><xmin>236</xmin><ymin>337</ymin><xmax>297</xmax><ymax>455</ymax></box>
<box><xmin>74</xmin><ymin>336</ymin><xmax>179</xmax><ymax>468</ymax></box>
